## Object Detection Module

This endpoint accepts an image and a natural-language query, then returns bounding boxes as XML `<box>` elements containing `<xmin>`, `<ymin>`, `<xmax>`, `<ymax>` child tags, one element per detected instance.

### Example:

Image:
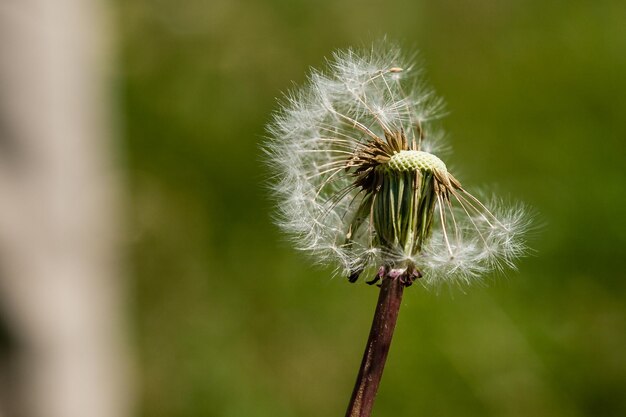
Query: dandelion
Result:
<box><xmin>265</xmin><ymin>41</ymin><xmax>531</xmax><ymax>417</ymax></box>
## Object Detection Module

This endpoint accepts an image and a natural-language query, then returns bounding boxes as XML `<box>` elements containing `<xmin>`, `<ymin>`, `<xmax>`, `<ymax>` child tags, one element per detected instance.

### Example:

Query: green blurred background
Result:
<box><xmin>117</xmin><ymin>0</ymin><xmax>626</xmax><ymax>416</ymax></box>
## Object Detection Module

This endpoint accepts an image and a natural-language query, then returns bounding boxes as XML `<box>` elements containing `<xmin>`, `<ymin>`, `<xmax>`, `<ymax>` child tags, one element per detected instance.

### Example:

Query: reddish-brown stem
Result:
<box><xmin>345</xmin><ymin>276</ymin><xmax>405</xmax><ymax>417</ymax></box>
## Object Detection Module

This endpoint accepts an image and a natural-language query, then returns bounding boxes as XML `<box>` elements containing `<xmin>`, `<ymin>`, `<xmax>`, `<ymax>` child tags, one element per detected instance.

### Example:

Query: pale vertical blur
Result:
<box><xmin>0</xmin><ymin>1</ymin><xmax>132</xmax><ymax>417</ymax></box>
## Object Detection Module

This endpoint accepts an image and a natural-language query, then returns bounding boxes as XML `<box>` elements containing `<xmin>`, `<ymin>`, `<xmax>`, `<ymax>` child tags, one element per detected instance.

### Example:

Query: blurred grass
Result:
<box><xmin>117</xmin><ymin>0</ymin><xmax>626</xmax><ymax>416</ymax></box>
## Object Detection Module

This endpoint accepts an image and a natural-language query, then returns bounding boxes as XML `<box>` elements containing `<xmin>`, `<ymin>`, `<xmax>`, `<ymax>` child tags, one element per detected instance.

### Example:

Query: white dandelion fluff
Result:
<box><xmin>265</xmin><ymin>41</ymin><xmax>530</xmax><ymax>287</ymax></box>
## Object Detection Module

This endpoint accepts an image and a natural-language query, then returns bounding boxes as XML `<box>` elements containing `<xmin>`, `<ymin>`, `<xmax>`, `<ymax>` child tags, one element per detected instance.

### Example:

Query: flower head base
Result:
<box><xmin>387</xmin><ymin>150</ymin><xmax>447</xmax><ymax>173</ymax></box>
<box><xmin>266</xmin><ymin>42</ymin><xmax>530</xmax><ymax>287</ymax></box>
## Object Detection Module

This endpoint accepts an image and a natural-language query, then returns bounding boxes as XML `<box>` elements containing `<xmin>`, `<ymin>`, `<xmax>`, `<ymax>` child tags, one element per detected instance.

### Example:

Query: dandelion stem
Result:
<box><xmin>345</xmin><ymin>275</ymin><xmax>405</xmax><ymax>417</ymax></box>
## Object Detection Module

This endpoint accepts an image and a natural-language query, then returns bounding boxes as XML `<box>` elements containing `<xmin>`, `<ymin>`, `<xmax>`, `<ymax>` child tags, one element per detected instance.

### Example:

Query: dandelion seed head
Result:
<box><xmin>265</xmin><ymin>41</ymin><xmax>531</xmax><ymax>288</ymax></box>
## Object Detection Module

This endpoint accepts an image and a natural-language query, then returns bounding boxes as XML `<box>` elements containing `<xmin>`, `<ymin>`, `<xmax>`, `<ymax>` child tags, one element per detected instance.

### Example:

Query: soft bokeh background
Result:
<box><xmin>118</xmin><ymin>1</ymin><xmax>625</xmax><ymax>416</ymax></box>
